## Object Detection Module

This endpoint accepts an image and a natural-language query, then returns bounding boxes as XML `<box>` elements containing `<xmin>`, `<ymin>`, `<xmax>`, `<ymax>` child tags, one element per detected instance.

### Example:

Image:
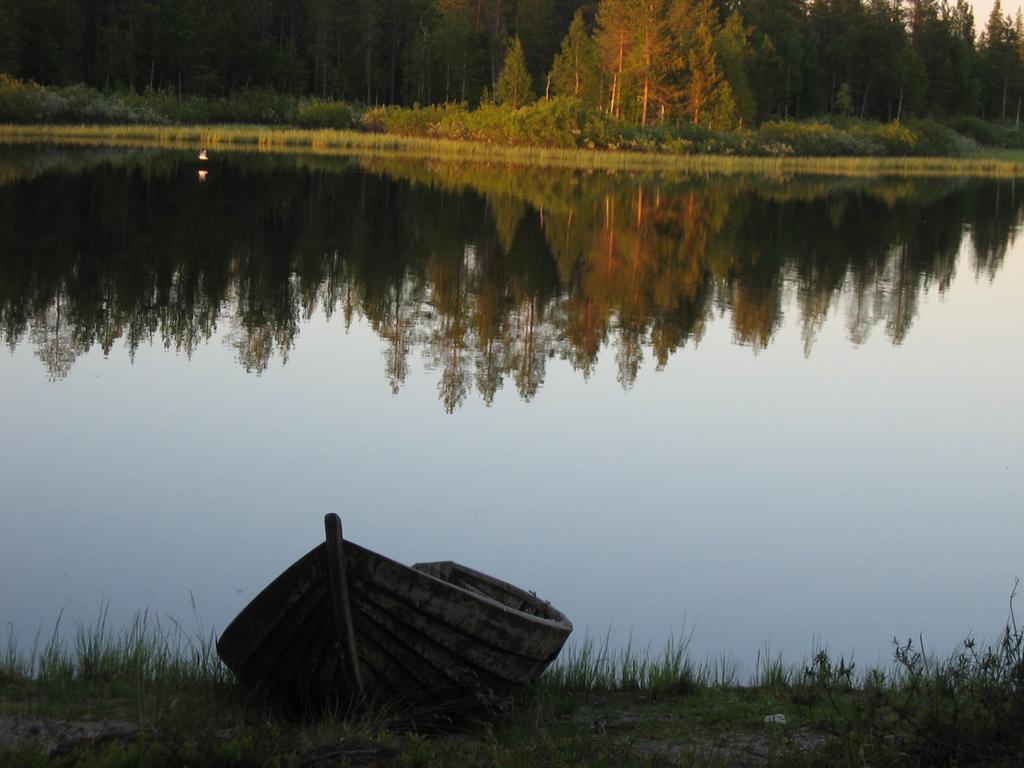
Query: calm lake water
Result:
<box><xmin>1</xmin><ymin>146</ymin><xmax>1021</xmax><ymax>671</ymax></box>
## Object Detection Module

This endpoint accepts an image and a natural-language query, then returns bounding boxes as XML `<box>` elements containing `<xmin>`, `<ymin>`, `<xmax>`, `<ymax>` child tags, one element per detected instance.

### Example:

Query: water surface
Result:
<box><xmin>1</xmin><ymin>147</ymin><xmax>1021</xmax><ymax>670</ymax></box>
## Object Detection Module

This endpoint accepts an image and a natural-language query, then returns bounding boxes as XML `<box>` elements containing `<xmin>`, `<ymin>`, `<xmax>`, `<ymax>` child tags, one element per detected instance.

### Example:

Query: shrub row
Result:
<box><xmin>0</xmin><ymin>75</ymin><xmax>1002</xmax><ymax>157</ymax></box>
<box><xmin>948</xmin><ymin>114</ymin><xmax>1024</xmax><ymax>149</ymax></box>
<box><xmin>0</xmin><ymin>75</ymin><xmax>162</xmax><ymax>124</ymax></box>
<box><xmin>363</xmin><ymin>99</ymin><xmax>646</xmax><ymax>149</ymax></box>
<box><xmin>0</xmin><ymin>75</ymin><xmax>338</xmax><ymax>127</ymax></box>
<box><xmin>363</xmin><ymin>100</ymin><xmax>971</xmax><ymax>157</ymax></box>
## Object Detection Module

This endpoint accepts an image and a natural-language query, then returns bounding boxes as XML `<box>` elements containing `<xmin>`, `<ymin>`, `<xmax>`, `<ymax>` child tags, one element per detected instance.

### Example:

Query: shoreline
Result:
<box><xmin>3</xmin><ymin>615</ymin><xmax>1021</xmax><ymax>766</ymax></box>
<box><xmin>3</xmin><ymin>123</ymin><xmax>1024</xmax><ymax>178</ymax></box>
<box><xmin>0</xmin><ymin>700</ymin><xmax>837</xmax><ymax>767</ymax></box>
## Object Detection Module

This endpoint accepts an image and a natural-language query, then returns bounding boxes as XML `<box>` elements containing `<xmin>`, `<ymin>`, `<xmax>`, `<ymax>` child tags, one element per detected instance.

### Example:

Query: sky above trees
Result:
<box><xmin>975</xmin><ymin>1</ymin><xmax>1019</xmax><ymax>21</ymax></box>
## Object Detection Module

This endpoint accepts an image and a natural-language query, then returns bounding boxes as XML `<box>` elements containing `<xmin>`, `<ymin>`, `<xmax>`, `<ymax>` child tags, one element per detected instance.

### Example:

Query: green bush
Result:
<box><xmin>436</xmin><ymin>103</ymin><xmax>511</xmax><ymax>141</ymax></box>
<box><xmin>850</xmin><ymin>120</ymin><xmax>917</xmax><ymax>155</ymax></box>
<box><xmin>0</xmin><ymin>75</ymin><xmax>54</xmax><ymax>122</ymax></box>
<box><xmin>948</xmin><ymin>115</ymin><xmax>1024</xmax><ymax>149</ymax></box>
<box><xmin>808</xmin><ymin>593</ymin><xmax>1024</xmax><ymax>766</ymax></box>
<box><xmin>362</xmin><ymin>103</ymin><xmax>470</xmax><ymax>136</ymax></box>
<box><xmin>295</xmin><ymin>99</ymin><xmax>359</xmax><ymax>129</ymax></box>
<box><xmin>755</xmin><ymin>120</ymin><xmax>873</xmax><ymax>156</ymax></box>
<box><xmin>743</xmin><ymin>118</ymin><xmax>967</xmax><ymax>157</ymax></box>
<box><xmin>506</xmin><ymin>98</ymin><xmax>586</xmax><ymax>147</ymax></box>
<box><xmin>362</xmin><ymin>99</ymin><xmax>665</xmax><ymax>151</ymax></box>
<box><xmin>123</xmin><ymin>89</ymin><xmax>300</xmax><ymax>124</ymax></box>
<box><xmin>902</xmin><ymin>119</ymin><xmax>969</xmax><ymax>156</ymax></box>
<box><xmin>0</xmin><ymin>77</ymin><xmax>299</xmax><ymax>125</ymax></box>
<box><xmin>205</xmin><ymin>89</ymin><xmax>297</xmax><ymax>124</ymax></box>
<box><xmin>581</xmin><ymin>109</ymin><xmax>647</xmax><ymax>150</ymax></box>
<box><xmin>121</xmin><ymin>89</ymin><xmax>211</xmax><ymax>123</ymax></box>
<box><xmin>885</xmin><ymin>622</ymin><xmax>1024</xmax><ymax>765</ymax></box>
<box><xmin>0</xmin><ymin>75</ymin><xmax>163</xmax><ymax>124</ymax></box>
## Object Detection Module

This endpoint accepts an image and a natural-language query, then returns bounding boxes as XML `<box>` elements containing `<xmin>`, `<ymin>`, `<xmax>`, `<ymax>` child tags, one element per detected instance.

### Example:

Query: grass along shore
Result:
<box><xmin>2</xmin><ymin>605</ymin><xmax>1023</xmax><ymax>767</ymax></box>
<box><xmin>2</xmin><ymin>122</ymin><xmax>1024</xmax><ymax>179</ymax></box>
<box><xmin>5</xmin><ymin>75</ymin><xmax>1024</xmax><ymax>176</ymax></box>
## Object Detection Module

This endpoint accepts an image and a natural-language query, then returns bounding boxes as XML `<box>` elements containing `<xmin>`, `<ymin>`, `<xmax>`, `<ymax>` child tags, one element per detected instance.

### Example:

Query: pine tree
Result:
<box><xmin>744</xmin><ymin>0</ymin><xmax>808</xmax><ymax>119</ymax></box>
<box><xmin>595</xmin><ymin>0</ymin><xmax>636</xmax><ymax>118</ymax></box>
<box><xmin>861</xmin><ymin>0</ymin><xmax>910</xmax><ymax>120</ymax></box>
<box><xmin>894</xmin><ymin>46</ymin><xmax>928</xmax><ymax>120</ymax></box>
<box><xmin>433</xmin><ymin>1</ymin><xmax>487</xmax><ymax>105</ymax></box>
<box><xmin>715</xmin><ymin>11</ymin><xmax>757</xmax><ymax>125</ymax></box>
<box><xmin>706</xmin><ymin>78</ymin><xmax>739</xmax><ymax>129</ymax></box>
<box><xmin>0</xmin><ymin>0</ymin><xmax>19</xmax><ymax>76</ymax></box>
<box><xmin>549</xmin><ymin>9</ymin><xmax>602</xmax><ymax>107</ymax></box>
<box><xmin>306</xmin><ymin>0</ymin><xmax>334</xmax><ymax>98</ymax></box>
<box><xmin>980</xmin><ymin>0</ymin><xmax>1022</xmax><ymax>119</ymax></box>
<box><xmin>668</xmin><ymin>0</ymin><xmax>724</xmax><ymax>125</ymax></box>
<box><xmin>629</xmin><ymin>0</ymin><xmax>674</xmax><ymax>126</ymax></box>
<box><xmin>835</xmin><ymin>82</ymin><xmax>854</xmax><ymax>115</ymax></box>
<box><xmin>514</xmin><ymin>0</ymin><xmax>559</xmax><ymax>84</ymax></box>
<box><xmin>947</xmin><ymin>0</ymin><xmax>981</xmax><ymax>115</ymax></box>
<box><xmin>495</xmin><ymin>37</ymin><xmax>534</xmax><ymax>108</ymax></box>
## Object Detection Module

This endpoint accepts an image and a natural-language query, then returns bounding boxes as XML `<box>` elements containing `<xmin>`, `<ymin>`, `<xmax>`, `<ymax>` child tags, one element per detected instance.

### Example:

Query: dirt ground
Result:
<box><xmin>0</xmin><ymin>715</ymin><xmax>138</xmax><ymax>756</ymax></box>
<box><xmin>0</xmin><ymin>710</ymin><xmax>837</xmax><ymax>767</ymax></box>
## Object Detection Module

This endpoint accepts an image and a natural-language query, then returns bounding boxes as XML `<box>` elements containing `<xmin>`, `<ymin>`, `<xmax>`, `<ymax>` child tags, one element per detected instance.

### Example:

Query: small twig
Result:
<box><xmin>1008</xmin><ymin>578</ymin><xmax>1020</xmax><ymax>636</ymax></box>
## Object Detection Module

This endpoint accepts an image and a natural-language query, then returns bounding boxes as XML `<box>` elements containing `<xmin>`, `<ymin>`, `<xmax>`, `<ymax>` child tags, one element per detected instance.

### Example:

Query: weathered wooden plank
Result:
<box><xmin>324</xmin><ymin>513</ymin><xmax>364</xmax><ymax>699</ymax></box>
<box><xmin>268</xmin><ymin>598</ymin><xmax>329</xmax><ymax>691</ymax></box>
<box><xmin>281</xmin><ymin>609</ymin><xmax>332</xmax><ymax>704</ymax></box>
<box><xmin>239</xmin><ymin>578</ymin><xmax>330</xmax><ymax>684</ymax></box>
<box><xmin>344</xmin><ymin>543</ymin><xmax>571</xmax><ymax>661</ymax></box>
<box><xmin>414</xmin><ymin>561</ymin><xmax>564</xmax><ymax>621</ymax></box>
<box><xmin>350</xmin><ymin>587</ymin><xmax>508</xmax><ymax>695</ymax></box>
<box><xmin>218</xmin><ymin>544</ymin><xmax>326</xmax><ymax>670</ymax></box>
<box><xmin>349</xmin><ymin>576</ymin><xmax>543</xmax><ymax>686</ymax></box>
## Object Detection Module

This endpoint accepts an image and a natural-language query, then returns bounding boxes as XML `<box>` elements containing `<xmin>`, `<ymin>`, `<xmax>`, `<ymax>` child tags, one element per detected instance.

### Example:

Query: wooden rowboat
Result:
<box><xmin>216</xmin><ymin>514</ymin><xmax>572</xmax><ymax>713</ymax></box>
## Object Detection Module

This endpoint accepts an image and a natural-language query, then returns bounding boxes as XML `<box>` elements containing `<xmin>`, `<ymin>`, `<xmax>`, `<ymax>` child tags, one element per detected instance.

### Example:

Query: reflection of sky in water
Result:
<box><xmin>1</xmin><ymin>159</ymin><xmax>1022</xmax><ymax>673</ymax></box>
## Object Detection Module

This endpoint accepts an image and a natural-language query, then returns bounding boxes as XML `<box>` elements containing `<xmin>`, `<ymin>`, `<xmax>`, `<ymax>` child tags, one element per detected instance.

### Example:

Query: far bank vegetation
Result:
<box><xmin>2</xmin><ymin>1</ymin><xmax>1024</xmax><ymax>157</ymax></box>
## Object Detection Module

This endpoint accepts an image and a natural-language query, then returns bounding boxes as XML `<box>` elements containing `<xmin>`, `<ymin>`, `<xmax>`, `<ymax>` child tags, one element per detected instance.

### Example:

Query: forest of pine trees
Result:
<box><xmin>1</xmin><ymin>0</ymin><xmax>1023</xmax><ymax>126</ymax></box>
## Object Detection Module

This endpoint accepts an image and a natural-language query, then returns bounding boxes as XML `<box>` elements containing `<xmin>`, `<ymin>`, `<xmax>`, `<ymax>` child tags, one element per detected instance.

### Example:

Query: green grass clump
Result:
<box><xmin>542</xmin><ymin>631</ymin><xmax>702</xmax><ymax>696</ymax></box>
<box><xmin>1</xmin><ymin>605</ymin><xmax>227</xmax><ymax>722</ymax></box>
<box><xmin>754</xmin><ymin>643</ymin><xmax>797</xmax><ymax>692</ymax></box>
<box><xmin>880</xmin><ymin>627</ymin><xmax>1023</xmax><ymax>764</ymax></box>
<box><xmin>804</xmin><ymin>586</ymin><xmax>1024</xmax><ymax>767</ymax></box>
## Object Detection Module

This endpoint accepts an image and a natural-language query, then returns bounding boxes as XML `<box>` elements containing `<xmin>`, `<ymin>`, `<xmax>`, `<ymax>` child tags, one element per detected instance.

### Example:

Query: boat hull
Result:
<box><xmin>217</xmin><ymin>524</ymin><xmax>572</xmax><ymax>713</ymax></box>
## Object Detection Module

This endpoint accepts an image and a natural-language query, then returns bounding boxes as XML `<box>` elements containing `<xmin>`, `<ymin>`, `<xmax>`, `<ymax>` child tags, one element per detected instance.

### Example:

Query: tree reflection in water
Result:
<box><xmin>0</xmin><ymin>148</ymin><xmax>1017</xmax><ymax>411</ymax></box>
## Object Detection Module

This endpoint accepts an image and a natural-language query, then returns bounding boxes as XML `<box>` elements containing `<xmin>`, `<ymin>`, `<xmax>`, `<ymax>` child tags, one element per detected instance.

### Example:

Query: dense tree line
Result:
<box><xmin>0</xmin><ymin>1</ymin><xmax>1021</xmax><ymax>126</ymax></box>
